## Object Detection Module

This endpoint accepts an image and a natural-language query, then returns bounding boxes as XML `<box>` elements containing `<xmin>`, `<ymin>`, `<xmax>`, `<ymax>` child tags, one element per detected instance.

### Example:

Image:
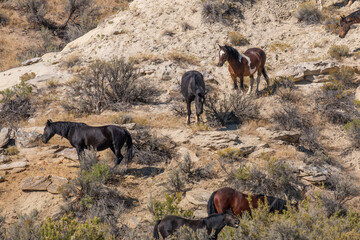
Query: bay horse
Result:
<box><xmin>207</xmin><ymin>187</ymin><xmax>291</xmax><ymax>217</ymax></box>
<box><xmin>41</xmin><ymin>120</ymin><xmax>133</xmax><ymax>168</ymax></box>
<box><xmin>217</xmin><ymin>45</ymin><xmax>269</xmax><ymax>95</ymax></box>
<box><xmin>153</xmin><ymin>213</ymin><xmax>240</xmax><ymax>240</ymax></box>
<box><xmin>180</xmin><ymin>70</ymin><xmax>206</xmax><ymax>125</ymax></box>
<box><xmin>339</xmin><ymin>9</ymin><xmax>360</xmax><ymax>38</ymax></box>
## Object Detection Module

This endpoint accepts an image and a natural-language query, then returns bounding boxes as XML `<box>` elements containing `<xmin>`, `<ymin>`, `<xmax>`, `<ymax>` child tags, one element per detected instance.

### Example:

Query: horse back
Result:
<box><xmin>158</xmin><ymin>215</ymin><xmax>202</xmax><ymax>238</ymax></box>
<box><xmin>181</xmin><ymin>71</ymin><xmax>205</xmax><ymax>99</ymax></box>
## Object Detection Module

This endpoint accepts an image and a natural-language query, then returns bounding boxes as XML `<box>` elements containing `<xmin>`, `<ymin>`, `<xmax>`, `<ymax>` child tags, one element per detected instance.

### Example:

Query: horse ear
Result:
<box><xmin>218</xmin><ymin>44</ymin><xmax>222</xmax><ymax>49</ymax></box>
<box><xmin>47</xmin><ymin>119</ymin><xmax>52</xmax><ymax>125</ymax></box>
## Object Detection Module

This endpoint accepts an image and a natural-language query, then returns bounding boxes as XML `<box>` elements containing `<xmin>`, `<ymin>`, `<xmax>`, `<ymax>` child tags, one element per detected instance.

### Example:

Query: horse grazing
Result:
<box><xmin>207</xmin><ymin>187</ymin><xmax>291</xmax><ymax>217</ymax></box>
<box><xmin>41</xmin><ymin>120</ymin><xmax>133</xmax><ymax>167</ymax></box>
<box><xmin>153</xmin><ymin>213</ymin><xmax>240</xmax><ymax>240</ymax></box>
<box><xmin>217</xmin><ymin>45</ymin><xmax>269</xmax><ymax>95</ymax></box>
<box><xmin>339</xmin><ymin>9</ymin><xmax>360</xmax><ymax>38</ymax></box>
<box><xmin>180</xmin><ymin>70</ymin><xmax>206</xmax><ymax>125</ymax></box>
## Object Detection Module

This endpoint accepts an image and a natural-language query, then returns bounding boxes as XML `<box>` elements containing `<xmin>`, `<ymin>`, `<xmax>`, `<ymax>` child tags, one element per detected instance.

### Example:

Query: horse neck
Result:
<box><xmin>203</xmin><ymin>214</ymin><xmax>225</xmax><ymax>228</ymax></box>
<box><xmin>52</xmin><ymin>122</ymin><xmax>82</xmax><ymax>139</ymax></box>
<box><xmin>347</xmin><ymin>10</ymin><xmax>360</xmax><ymax>24</ymax></box>
<box><xmin>227</xmin><ymin>56</ymin><xmax>244</xmax><ymax>73</ymax></box>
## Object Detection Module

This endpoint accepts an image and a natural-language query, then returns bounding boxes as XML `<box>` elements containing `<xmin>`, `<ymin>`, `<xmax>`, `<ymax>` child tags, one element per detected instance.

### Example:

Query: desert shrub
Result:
<box><xmin>229</xmin><ymin>156</ymin><xmax>302</xmax><ymax>200</ymax></box>
<box><xmin>0</xmin><ymin>12</ymin><xmax>9</xmax><ymax>26</ymax></box>
<box><xmin>217</xmin><ymin>148</ymin><xmax>245</xmax><ymax>172</ymax></box>
<box><xmin>171</xmin><ymin>103</ymin><xmax>187</xmax><ymax>117</ymax></box>
<box><xmin>0</xmin><ymin>79</ymin><xmax>34</xmax><ymax>125</ymax></box>
<box><xmin>132</xmin><ymin>128</ymin><xmax>175</xmax><ymax>165</ymax></box>
<box><xmin>167</xmin><ymin>51</ymin><xmax>199</xmax><ymax>66</ymax></box>
<box><xmin>299</xmin><ymin>126</ymin><xmax>322</xmax><ymax>153</ymax></box>
<box><xmin>272</xmin><ymin>103</ymin><xmax>308</xmax><ymax>131</ymax></box>
<box><xmin>0</xmin><ymin>213</ymin><xmax>5</xmax><ymax>239</ymax></box>
<box><xmin>40</xmin><ymin>214</ymin><xmax>114</xmax><ymax>240</ymax></box>
<box><xmin>344</xmin><ymin>118</ymin><xmax>360</xmax><ymax>148</ymax></box>
<box><xmin>322</xmin><ymin>16</ymin><xmax>339</xmax><ymax>34</ymax></box>
<box><xmin>228</xmin><ymin>31</ymin><xmax>249</xmax><ymax>46</ymax></box>
<box><xmin>45</xmin><ymin>78</ymin><xmax>60</xmax><ymax>88</ymax></box>
<box><xmin>294</xmin><ymin>2</ymin><xmax>322</xmax><ymax>24</ymax></box>
<box><xmin>178</xmin><ymin>153</ymin><xmax>214</xmax><ymax>183</ymax></box>
<box><xmin>168</xmin><ymin>225</ymin><xmax>208</xmax><ymax>240</ymax></box>
<box><xmin>205</xmin><ymin>93</ymin><xmax>259</xmax><ymax>127</ymax></box>
<box><xmin>328</xmin><ymin>45</ymin><xmax>350</xmax><ymax>60</ymax></box>
<box><xmin>219</xmin><ymin>197</ymin><xmax>360</xmax><ymax>239</ymax></box>
<box><xmin>166</xmin><ymin>169</ymin><xmax>186</xmax><ymax>194</ymax></box>
<box><xmin>4</xmin><ymin>146</ymin><xmax>19</xmax><ymax>156</ymax></box>
<box><xmin>63</xmin><ymin>58</ymin><xmax>159</xmax><ymax>114</ymax></box>
<box><xmin>148</xmin><ymin>193</ymin><xmax>193</xmax><ymax>221</ymax></box>
<box><xmin>268</xmin><ymin>41</ymin><xmax>291</xmax><ymax>52</ymax></box>
<box><xmin>181</xmin><ymin>22</ymin><xmax>193</xmax><ymax>31</ymax></box>
<box><xmin>20</xmin><ymin>72</ymin><xmax>36</xmax><ymax>82</ymax></box>
<box><xmin>60</xmin><ymin>151</ymin><xmax>128</xmax><ymax>236</ymax></box>
<box><xmin>8</xmin><ymin>210</ymin><xmax>40</xmax><ymax>240</ymax></box>
<box><xmin>329</xmin><ymin>66</ymin><xmax>356</xmax><ymax>88</ymax></box>
<box><xmin>201</xmin><ymin>0</ymin><xmax>247</xmax><ymax>24</ymax></box>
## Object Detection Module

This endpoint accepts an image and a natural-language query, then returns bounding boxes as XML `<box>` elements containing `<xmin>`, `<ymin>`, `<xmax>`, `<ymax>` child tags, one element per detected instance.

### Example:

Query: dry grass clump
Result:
<box><xmin>167</xmin><ymin>50</ymin><xmax>200</xmax><ymax>66</ymax></box>
<box><xmin>294</xmin><ymin>2</ymin><xmax>322</xmax><ymax>24</ymax></box>
<box><xmin>328</xmin><ymin>44</ymin><xmax>350</xmax><ymax>60</ymax></box>
<box><xmin>322</xmin><ymin>16</ymin><xmax>339</xmax><ymax>34</ymax></box>
<box><xmin>228</xmin><ymin>31</ymin><xmax>249</xmax><ymax>46</ymax></box>
<box><xmin>272</xmin><ymin>103</ymin><xmax>309</xmax><ymax>131</ymax></box>
<box><xmin>268</xmin><ymin>41</ymin><xmax>291</xmax><ymax>52</ymax></box>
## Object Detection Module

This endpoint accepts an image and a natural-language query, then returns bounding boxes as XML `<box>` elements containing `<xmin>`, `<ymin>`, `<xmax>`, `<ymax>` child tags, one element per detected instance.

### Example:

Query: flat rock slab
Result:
<box><xmin>179</xmin><ymin>188</ymin><xmax>211</xmax><ymax>210</ymax></box>
<box><xmin>21</xmin><ymin>175</ymin><xmax>68</xmax><ymax>193</ymax></box>
<box><xmin>190</xmin><ymin>131</ymin><xmax>240</xmax><ymax>150</ymax></box>
<box><xmin>0</xmin><ymin>161</ymin><xmax>28</xmax><ymax>170</ymax></box>
<box><xmin>21</xmin><ymin>175</ymin><xmax>52</xmax><ymax>191</ymax></box>
<box><xmin>21</xmin><ymin>57</ymin><xmax>42</xmax><ymax>66</ymax></box>
<box><xmin>256</xmin><ymin>127</ymin><xmax>301</xmax><ymax>144</ymax></box>
<box><xmin>275</xmin><ymin>60</ymin><xmax>339</xmax><ymax>82</ymax></box>
<box><xmin>16</xmin><ymin>128</ymin><xmax>43</xmax><ymax>148</ymax></box>
<box><xmin>56</xmin><ymin>148</ymin><xmax>78</xmax><ymax>161</ymax></box>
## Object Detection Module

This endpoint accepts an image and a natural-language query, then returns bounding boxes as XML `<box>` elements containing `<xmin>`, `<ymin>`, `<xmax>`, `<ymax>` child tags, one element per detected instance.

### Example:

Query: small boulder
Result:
<box><xmin>179</xmin><ymin>188</ymin><xmax>211</xmax><ymax>210</ymax></box>
<box><xmin>21</xmin><ymin>175</ymin><xmax>52</xmax><ymax>191</ymax></box>
<box><xmin>21</xmin><ymin>57</ymin><xmax>41</xmax><ymax>66</ymax></box>
<box><xmin>56</xmin><ymin>148</ymin><xmax>78</xmax><ymax>161</ymax></box>
<box><xmin>256</xmin><ymin>127</ymin><xmax>301</xmax><ymax>144</ymax></box>
<box><xmin>0</xmin><ymin>155</ymin><xmax>10</xmax><ymax>164</ymax></box>
<box><xmin>355</xmin><ymin>86</ymin><xmax>360</xmax><ymax>102</ymax></box>
<box><xmin>47</xmin><ymin>175</ymin><xmax>68</xmax><ymax>194</ymax></box>
<box><xmin>16</xmin><ymin>128</ymin><xmax>42</xmax><ymax>148</ymax></box>
<box><xmin>0</xmin><ymin>175</ymin><xmax>4</xmax><ymax>182</ymax></box>
<box><xmin>0</xmin><ymin>161</ymin><xmax>28</xmax><ymax>170</ymax></box>
<box><xmin>0</xmin><ymin>128</ymin><xmax>10</xmax><ymax>148</ymax></box>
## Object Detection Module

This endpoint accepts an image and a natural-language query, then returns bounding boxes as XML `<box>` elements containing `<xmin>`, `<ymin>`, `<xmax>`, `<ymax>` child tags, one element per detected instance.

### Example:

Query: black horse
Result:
<box><xmin>41</xmin><ymin>120</ymin><xmax>133</xmax><ymax>167</ymax></box>
<box><xmin>153</xmin><ymin>213</ymin><xmax>240</xmax><ymax>240</ymax></box>
<box><xmin>180</xmin><ymin>70</ymin><xmax>206</xmax><ymax>125</ymax></box>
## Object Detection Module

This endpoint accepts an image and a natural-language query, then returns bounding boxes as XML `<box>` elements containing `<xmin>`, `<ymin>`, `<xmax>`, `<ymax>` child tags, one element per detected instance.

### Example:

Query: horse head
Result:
<box><xmin>217</xmin><ymin>45</ymin><xmax>228</xmax><ymax>67</ymax></box>
<box><xmin>224</xmin><ymin>213</ymin><xmax>240</xmax><ymax>228</ymax></box>
<box><xmin>41</xmin><ymin>119</ymin><xmax>55</xmax><ymax>144</ymax></box>
<box><xmin>339</xmin><ymin>15</ymin><xmax>351</xmax><ymax>38</ymax></box>
<box><xmin>195</xmin><ymin>88</ymin><xmax>205</xmax><ymax>116</ymax></box>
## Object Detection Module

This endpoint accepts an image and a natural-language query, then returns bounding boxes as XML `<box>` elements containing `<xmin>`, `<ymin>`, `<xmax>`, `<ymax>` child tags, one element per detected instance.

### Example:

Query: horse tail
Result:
<box><xmin>262</xmin><ymin>67</ymin><xmax>270</xmax><ymax>86</ymax></box>
<box><xmin>125</xmin><ymin>129</ymin><xmax>133</xmax><ymax>163</ymax></box>
<box><xmin>207</xmin><ymin>190</ymin><xmax>218</xmax><ymax>215</ymax></box>
<box><xmin>153</xmin><ymin>220</ymin><xmax>161</xmax><ymax>240</ymax></box>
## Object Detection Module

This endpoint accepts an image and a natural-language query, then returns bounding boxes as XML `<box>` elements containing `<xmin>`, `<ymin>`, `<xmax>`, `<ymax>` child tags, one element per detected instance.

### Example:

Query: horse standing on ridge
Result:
<box><xmin>180</xmin><ymin>70</ymin><xmax>206</xmax><ymax>125</ymax></box>
<box><xmin>339</xmin><ymin>9</ymin><xmax>360</xmax><ymax>38</ymax></box>
<box><xmin>217</xmin><ymin>45</ymin><xmax>269</xmax><ymax>95</ymax></box>
<box><xmin>153</xmin><ymin>213</ymin><xmax>240</xmax><ymax>240</ymax></box>
<box><xmin>41</xmin><ymin>120</ymin><xmax>133</xmax><ymax>168</ymax></box>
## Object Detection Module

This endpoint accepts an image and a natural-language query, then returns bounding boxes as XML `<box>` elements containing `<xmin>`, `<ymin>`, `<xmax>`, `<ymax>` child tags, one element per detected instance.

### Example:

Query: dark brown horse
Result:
<box><xmin>217</xmin><ymin>45</ymin><xmax>269</xmax><ymax>95</ymax></box>
<box><xmin>207</xmin><ymin>187</ymin><xmax>290</xmax><ymax>217</ymax></box>
<box><xmin>153</xmin><ymin>213</ymin><xmax>240</xmax><ymax>240</ymax></box>
<box><xmin>41</xmin><ymin>120</ymin><xmax>133</xmax><ymax>168</ymax></box>
<box><xmin>339</xmin><ymin>9</ymin><xmax>360</xmax><ymax>38</ymax></box>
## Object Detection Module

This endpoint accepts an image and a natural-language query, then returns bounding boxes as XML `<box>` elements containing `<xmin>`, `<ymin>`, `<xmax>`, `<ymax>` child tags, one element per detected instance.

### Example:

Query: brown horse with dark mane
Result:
<box><xmin>207</xmin><ymin>187</ymin><xmax>291</xmax><ymax>217</ymax></box>
<box><xmin>217</xmin><ymin>45</ymin><xmax>269</xmax><ymax>95</ymax></box>
<box><xmin>339</xmin><ymin>9</ymin><xmax>360</xmax><ymax>38</ymax></box>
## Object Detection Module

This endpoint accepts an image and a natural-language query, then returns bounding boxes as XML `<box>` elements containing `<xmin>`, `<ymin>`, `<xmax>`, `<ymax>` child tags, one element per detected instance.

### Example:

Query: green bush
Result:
<box><xmin>40</xmin><ymin>214</ymin><xmax>114</xmax><ymax>240</ymax></box>
<box><xmin>81</xmin><ymin>162</ymin><xmax>110</xmax><ymax>185</ymax></box>
<box><xmin>328</xmin><ymin>45</ymin><xmax>350</xmax><ymax>60</ymax></box>
<box><xmin>344</xmin><ymin>118</ymin><xmax>360</xmax><ymax>147</ymax></box>
<box><xmin>149</xmin><ymin>193</ymin><xmax>193</xmax><ymax>221</ymax></box>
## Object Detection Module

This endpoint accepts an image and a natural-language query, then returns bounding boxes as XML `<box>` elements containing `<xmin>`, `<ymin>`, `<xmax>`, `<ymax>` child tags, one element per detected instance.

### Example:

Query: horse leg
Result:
<box><xmin>256</xmin><ymin>73</ymin><xmax>261</xmax><ymax>96</ymax></box>
<box><xmin>186</xmin><ymin>100</ymin><xmax>191</xmax><ymax>125</ymax></box>
<box><xmin>76</xmin><ymin>147</ymin><xmax>84</xmax><ymax>161</ymax></box>
<box><xmin>247</xmin><ymin>75</ymin><xmax>255</xmax><ymax>94</ymax></box>
<box><xmin>240</xmin><ymin>75</ymin><xmax>244</xmax><ymax>93</ymax></box>
<box><xmin>112</xmin><ymin>143</ymin><xmax>124</xmax><ymax>168</ymax></box>
<box><xmin>231</xmin><ymin>74</ymin><xmax>238</xmax><ymax>90</ymax></box>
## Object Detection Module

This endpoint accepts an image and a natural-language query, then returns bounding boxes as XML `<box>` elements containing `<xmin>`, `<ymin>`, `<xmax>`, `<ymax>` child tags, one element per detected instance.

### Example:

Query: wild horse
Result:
<box><xmin>153</xmin><ymin>213</ymin><xmax>240</xmax><ymax>240</ymax></box>
<box><xmin>339</xmin><ymin>9</ymin><xmax>360</xmax><ymax>38</ymax></box>
<box><xmin>41</xmin><ymin>120</ymin><xmax>133</xmax><ymax>167</ymax></box>
<box><xmin>217</xmin><ymin>45</ymin><xmax>269</xmax><ymax>95</ymax></box>
<box><xmin>180</xmin><ymin>70</ymin><xmax>206</xmax><ymax>125</ymax></box>
<box><xmin>207</xmin><ymin>187</ymin><xmax>294</xmax><ymax>217</ymax></box>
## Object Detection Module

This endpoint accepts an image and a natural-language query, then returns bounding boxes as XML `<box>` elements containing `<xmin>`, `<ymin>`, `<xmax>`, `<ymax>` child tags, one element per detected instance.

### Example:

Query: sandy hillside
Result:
<box><xmin>0</xmin><ymin>0</ymin><xmax>360</xmax><ymax>238</ymax></box>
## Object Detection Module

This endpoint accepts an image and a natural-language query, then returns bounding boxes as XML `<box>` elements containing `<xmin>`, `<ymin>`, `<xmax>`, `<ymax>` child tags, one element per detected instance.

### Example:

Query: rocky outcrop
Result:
<box><xmin>190</xmin><ymin>131</ymin><xmax>241</xmax><ymax>150</ymax></box>
<box><xmin>15</xmin><ymin>128</ymin><xmax>43</xmax><ymax>148</ymax></box>
<box><xmin>56</xmin><ymin>148</ymin><xmax>78</xmax><ymax>161</ymax></box>
<box><xmin>178</xmin><ymin>188</ymin><xmax>211</xmax><ymax>218</ymax></box>
<box><xmin>275</xmin><ymin>61</ymin><xmax>339</xmax><ymax>82</ymax></box>
<box><xmin>21</xmin><ymin>175</ymin><xmax>68</xmax><ymax>193</ymax></box>
<box><xmin>0</xmin><ymin>161</ymin><xmax>28</xmax><ymax>170</ymax></box>
<box><xmin>298</xmin><ymin>165</ymin><xmax>328</xmax><ymax>185</ymax></box>
<box><xmin>21</xmin><ymin>57</ymin><xmax>41</xmax><ymax>66</ymax></box>
<box><xmin>355</xmin><ymin>86</ymin><xmax>360</xmax><ymax>102</ymax></box>
<box><xmin>0</xmin><ymin>128</ymin><xmax>10</xmax><ymax>148</ymax></box>
<box><xmin>256</xmin><ymin>127</ymin><xmax>301</xmax><ymax>144</ymax></box>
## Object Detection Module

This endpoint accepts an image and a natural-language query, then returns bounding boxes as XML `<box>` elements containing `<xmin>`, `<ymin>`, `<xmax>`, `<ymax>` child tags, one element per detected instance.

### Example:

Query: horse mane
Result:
<box><xmin>223</xmin><ymin>45</ymin><xmax>242</xmax><ymax>60</ymax></box>
<box><xmin>51</xmin><ymin>121</ymin><xmax>88</xmax><ymax>138</ymax></box>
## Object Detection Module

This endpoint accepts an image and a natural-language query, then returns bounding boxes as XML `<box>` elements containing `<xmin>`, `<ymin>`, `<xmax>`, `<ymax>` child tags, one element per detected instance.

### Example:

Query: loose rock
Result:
<box><xmin>0</xmin><ymin>128</ymin><xmax>10</xmax><ymax>148</ymax></box>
